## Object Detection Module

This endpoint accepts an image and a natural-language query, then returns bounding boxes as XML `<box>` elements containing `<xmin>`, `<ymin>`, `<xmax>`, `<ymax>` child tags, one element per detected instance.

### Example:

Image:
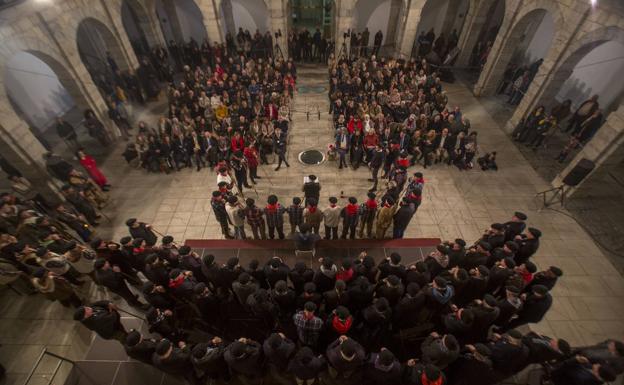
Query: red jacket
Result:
<box><xmin>243</xmin><ymin>147</ymin><xmax>259</xmax><ymax>167</ymax></box>
<box><xmin>231</xmin><ymin>137</ymin><xmax>245</xmax><ymax>152</ymax></box>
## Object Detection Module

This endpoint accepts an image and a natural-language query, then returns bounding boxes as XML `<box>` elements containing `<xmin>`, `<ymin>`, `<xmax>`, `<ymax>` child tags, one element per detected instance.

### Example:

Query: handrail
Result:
<box><xmin>23</xmin><ymin>348</ymin><xmax>75</xmax><ymax>385</ymax></box>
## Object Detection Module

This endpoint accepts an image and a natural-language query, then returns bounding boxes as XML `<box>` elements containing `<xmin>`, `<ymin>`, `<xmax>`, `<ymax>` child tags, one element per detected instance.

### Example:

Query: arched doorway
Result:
<box><xmin>220</xmin><ymin>0</ymin><xmax>270</xmax><ymax>35</ymax></box>
<box><xmin>154</xmin><ymin>0</ymin><xmax>207</xmax><ymax>45</ymax></box>
<box><xmin>352</xmin><ymin>0</ymin><xmax>393</xmax><ymax>56</ymax></box>
<box><xmin>77</xmin><ymin>17</ymin><xmax>131</xmax><ymax>100</ymax></box>
<box><xmin>122</xmin><ymin>0</ymin><xmax>163</xmax><ymax>59</ymax></box>
<box><xmin>411</xmin><ymin>0</ymin><xmax>471</xmax><ymax>60</ymax></box>
<box><xmin>3</xmin><ymin>51</ymin><xmax>108</xmax><ymax>155</ymax></box>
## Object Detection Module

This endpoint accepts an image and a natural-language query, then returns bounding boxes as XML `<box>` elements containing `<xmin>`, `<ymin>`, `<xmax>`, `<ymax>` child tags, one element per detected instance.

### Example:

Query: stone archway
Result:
<box><xmin>456</xmin><ymin>0</ymin><xmax>505</xmax><ymax>68</ymax></box>
<box><xmin>121</xmin><ymin>0</ymin><xmax>166</xmax><ymax>58</ymax></box>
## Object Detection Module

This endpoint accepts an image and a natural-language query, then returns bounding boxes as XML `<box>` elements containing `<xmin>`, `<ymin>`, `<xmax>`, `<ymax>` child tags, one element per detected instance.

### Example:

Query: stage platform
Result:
<box><xmin>184</xmin><ymin>238</ymin><xmax>442</xmax><ymax>267</ymax></box>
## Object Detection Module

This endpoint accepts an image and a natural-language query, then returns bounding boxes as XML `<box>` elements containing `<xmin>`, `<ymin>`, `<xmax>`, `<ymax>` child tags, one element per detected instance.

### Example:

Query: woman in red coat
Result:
<box><xmin>77</xmin><ymin>149</ymin><xmax>110</xmax><ymax>191</ymax></box>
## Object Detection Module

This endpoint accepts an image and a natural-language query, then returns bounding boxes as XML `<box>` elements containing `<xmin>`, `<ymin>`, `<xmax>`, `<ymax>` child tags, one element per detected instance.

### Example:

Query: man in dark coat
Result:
<box><xmin>365</xmin><ymin>348</ymin><xmax>402</xmax><ymax>385</ymax></box>
<box><xmin>507</xmin><ymin>284</ymin><xmax>552</xmax><ymax>329</ymax></box>
<box><xmin>393</xmin><ymin>282</ymin><xmax>425</xmax><ymax>329</ymax></box>
<box><xmin>94</xmin><ymin>258</ymin><xmax>146</xmax><ymax>308</ymax></box>
<box><xmin>521</xmin><ymin>332</ymin><xmax>570</xmax><ymax>365</ymax></box>
<box><xmin>152</xmin><ymin>339</ymin><xmax>195</xmax><ymax>382</ymax></box>
<box><xmin>224</xmin><ymin>338</ymin><xmax>264</xmax><ymax>381</ymax></box>
<box><xmin>514</xmin><ymin>227</ymin><xmax>541</xmax><ymax>265</ymax></box>
<box><xmin>263</xmin><ymin>332</ymin><xmax>295</xmax><ymax>378</ymax></box>
<box><xmin>290</xmin><ymin>261</ymin><xmax>314</xmax><ymax>295</ymax></box>
<box><xmin>232</xmin><ymin>272</ymin><xmax>259</xmax><ymax>305</ymax></box>
<box><xmin>74</xmin><ymin>300</ymin><xmax>127</xmax><ymax>341</ymax></box>
<box><xmin>287</xmin><ymin>347</ymin><xmax>326</xmax><ymax>384</ymax></box>
<box><xmin>263</xmin><ymin>256</ymin><xmax>289</xmax><ymax>288</ymax></box>
<box><xmin>302</xmin><ymin>175</ymin><xmax>321</xmax><ymax>206</ymax></box>
<box><xmin>211</xmin><ymin>191</ymin><xmax>234</xmax><ymax>239</ymax></box>
<box><xmin>126</xmin><ymin>218</ymin><xmax>158</xmax><ymax>246</ymax></box>
<box><xmin>447</xmin><ymin>343</ymin><xmax>495</xmax><ymax>385</ymax></box>
<box><xmin>487</xmin><ymin>329</ymin><xmax>529</xmax><ymax>377</ymax></box>
<box><xmin>467</xmin><ymin>294</ymin><xmax>499</xmax><ymax>342</ymax></box>
<box><xmin>124</xmin><ymin>330</ymin><xmax>158</xmax><ymax>364</ymax></box>
<box><xmin>504</xmin><ymin>211</ymin><xmax>527</xmax><ymax>241</ymax></box>
<box><xmin>378</xmin><ymin>252</ymin><xmax>407</xmax><ymax>281</ymax></box>
<box><xmin>326</xmin><ymin>336</ymin><xmax>366</xmax><ymax>380</ymax></box>
<box><xmin>323</xmin><ymin>279</ymin><xmax>350</xmax><ymax>314</ymax></box>
<box><xmin>420</xmin><ymin>332</ymin><xmax>460</xmax><ymax>369</ymax></box>
<box><xmin>550</xmin><ymin>354</ymin><xmax>616</xmax><ymax>385</ymax></box>
<box><xmin>190</xmin><ymin>336</ymin><xmax>230</xmax><ymax>382</ymax></box>
<box><xmin>392</xmin><ymin>197</ymin><xmax>415</xmax><ymax>239</ymax></box>
<box><xmin>526</xmin><ymin>265</ymin><xmax>562</xmax><ymax>292</ymax></box>
<box><xmin>272</xmin><ymin>280</ymin><xmax>297</xmax><ymax>317</ymax></box>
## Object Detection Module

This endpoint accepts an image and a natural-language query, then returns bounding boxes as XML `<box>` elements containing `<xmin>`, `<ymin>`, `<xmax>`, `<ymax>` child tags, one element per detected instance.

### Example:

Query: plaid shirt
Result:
<box><xmin>244</xmin><ymin>206</ymin><xmax>265</xmax><ymax>226</ymax></box>
<box><xmin>293</xmin><ymin>311</ymin><xmax>323</xmax><ymax>346</ymax></box>
<box><xmin>264</xmin><ymin>204</ymin><xmax>286</xmax><ymax>227</ymax></box>
<box><xmin>287</xmin><ymin>205</ymin><xmax>304</xmax><ymax>226</ymax></box>
<box><xmin>211</xmin><ymin>198</ymin><xmax>228</xmax><ymax>222</ymax></box>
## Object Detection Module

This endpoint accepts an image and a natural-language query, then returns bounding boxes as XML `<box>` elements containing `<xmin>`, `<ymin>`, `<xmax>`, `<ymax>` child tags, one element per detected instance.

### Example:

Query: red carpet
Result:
<box><xmin>185</xmin><ymin>238</ymin><xmax>441</xmax><ymax>249</ymax></box>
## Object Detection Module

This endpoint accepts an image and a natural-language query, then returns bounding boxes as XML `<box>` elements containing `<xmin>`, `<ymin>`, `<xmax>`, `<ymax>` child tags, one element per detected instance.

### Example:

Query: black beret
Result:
<box><xmin>238</xmin><ymin>272</ymin><xmax>251</xmax><ymax>284</ymax></box>
<box><xmin>340</xmin><ymin>339</ymin><xmax>356</xmax><ymax>357</ymax></box>
<box><xmin>178</xmin><ymin>245</ymin><xmax>191</xmax><ymax>255</ymax></box>
<box><xmin>144</xmin><ymin>253</ymin><xmax>158</xmax><ymax>265</ymax></box>
<box><xmin>514</xmin><ymin>212</ymin><xmax>527</xmax><ymax>220</ymax></box>
<box><xmin>229</xmin><ymin>341</ymin><xmax>246</xmax><ymax>358</ymax></box>
<box><xmin>436</xmin><ymin>244</ymin><xmax>448</xmax><ymax>254</ymax></box>
<box><xmin>474</xmin><ymin>343</ymin><xmax>491</xmax><ymax>356</ymax></box>
<box><xmin>304</xmin><ymin>282</ymin><xmax>316</xmax><ymax>293</ymax></box>
<box><xmin>126</xmin><ymin>331</ymin><xmax>141</xmax><ymax>346</ymax></box>
<box><xmin>532</xmin><ymin>284</ymin><xmax>549</xmax><ymax>296</ymax></box>
<box><xmin>125</xmin><ymin>218</ymin><xmax>137</xmax><ymax>226</ymax></box>
<box><xmin>35</xmin><ymin>247</ymin><xmax>48</xmax><ymax>257</ymax></box>
<box><xmin>484</xmin><ymin>294</ymin><xmax>497</xmax><ymax>307</ymax></box>
<box><xmin>192</xmin><ymin>343</ymin><xmax>209</xmax><ymax>359</ymax></box>
<box><xmin>528</xmin><ymin>227</ymin><xmax>542</xmax><ymax>238</ymax></box>
<box><xmin>505</xmin><ymin>241</ymin><xmax>519</xmax><ymax>252</ymax></box>
<box><xmin>202</xmin><ymin>254</ymin><xmax>215</xmax><ymax>265</ymax></box>
<box><xmin>89</xmin><ymin>238</ymin><xmax>103</xmax><ymax>249</ymax></box>
<box><xmin>390</xmin><ymin>252</ymin><xmax>401</xmax><ymax>264</ymax></box>
<box><xmin>524</xmin><ymin>261</ymin><xmax>537</xmax><ymax>273</ymax></box>
<box><xmin>506</xmin><ymin>285</ymin><xmax>521</xmax><ymax>295</ymax></box>
<box><xmin>477</xmin><ymin>265</ymin><xmax>490</xmax><ymax>276</ymax></box>
<box><xmin>308</xmin><ymin>174</ymin><xmax>316</xmax><ymax>180</ymax></box>
<box><xmin>307</xmin><ymin>198</ymin><xmax>317</xmax><ymax>206</ymax></box>
<box><xmin>407</xmin><ymin>282</ymin><xmax>420</xmax><ymax>295</ymax></box>
<box><xmin>226</xmin><ymin>257</ymin><xmax>239</xmax><ymax>268</ymax></box>
<box><xmin>455</xmin><ymin>239</ymin><xmax>466</xmax><ymax>247</ymax></box>
<box><xmin>491</xmin><ymin>223</ymin><xmax>504</xmax><ymax>231</ymax></box>
<box><xmin>335</xmin><ymin>306</ymin><xmax>350</xmax><ymax>319</ymax></box>
<box><xmin>348</xmin><ymin>197</ymin><xmax>357</xmax><ymax>204</ymax></box>
<box><xmin>378</xmin><ymin>349</ymin><xmax>395</xmax><ymax>366</ymax></box>
<box><xmin>550</xmin><ymin>266</ymin><xmax>563</xmax><ymax>276</ymax></box>
<box><xmin>293</xmin><ymin>197</ymin><xmax>301</xmax><ymax>204</ymax></box>
<box><xmin>94</xmin><ymin>258</ymin><xmax>106</xmax><ymax>269</ymax></box>
<box><xmin>246</xmin><ymin>198</ymin><xmax>255</xmax><ymax>206</ymax></box>
<box><xmin>120</xmin><ymin>236</ymin><xmax>132</xmax><ymax>245</ymax></box>
<box><xmin>329</xmin><ymin>197</ymin><xmax>338</xmax><ymax>204</ymax></box>
<box><xmin>155</xmin><ymin>339</ymin><xmax>172</xmax><ymax>355</ymax></box>
<box><xmin>507</xmin><ymin>329</ymin><xmax>522</xmax><ymax>339</ymax></box>
<box><xmin>503</xmin><ymin>257</ymin><xmax>516</xmax><ymax>269</ymax></box>
<box><xmin>267</xmin><ymin>195</ymin><xmax>278</xmax><ymax>204</ymax></box>
<box><xmin>275</xmin><ymin>280</ymin><xmax>287</xmax><ymax>291</ymax></box>
<box><xmin>73</xmin><ymin>307</ymin><xmax>86</xmax><ymax>320</ymax></box>
<box><xmin>335</xmin><ymin>280</ymin><xmax>346</xmax><ymax>290</ymax></box>
<box><xmin>415</xmin><ymin>172</ymin><xmax>423</xmax><ymax>178</ymax></box>
<box><xmin>169</xmin><ymin>269</ymin><xmax>182</xmax><ymax>279</ymax></box>
<box><xmin>387</xmin><ymin>275</ymin><xmax>400</xmax><ymax>286</ymax></box>
<box><xmin>212</xmin><ymin>191</ymin><xmax>222</xmax><ymax>197</ymax></box>
<box><xmin>367</xmin><ymin>192</ymin><xmax>376</xmax><ymax>199</ymax></box>
<box><xmin>478</xmin><ymin>241</ymin><xmax>492</xmax><ymax>251</ymax></box>
<box><xmin>162</xmin><ymin>235</ymin><xmax>174</xmax><ymax>244</ymax></box>
<box><xmin>434</xmin><ymin>277</ymin><xmax>448</xmax><ymax>288</ymax></box>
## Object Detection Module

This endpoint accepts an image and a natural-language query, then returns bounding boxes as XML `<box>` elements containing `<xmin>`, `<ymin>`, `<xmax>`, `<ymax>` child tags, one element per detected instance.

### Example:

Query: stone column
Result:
<box><xmin>385</xmin><ymin>0</ymin><xmax>403</xmax><ymax>52</ymax></box>
<box><xmin>98</xmin><ymin>0</ymin><xmax>141</xmax><ymax>70</ymax></box>
<box><xmin>335</xmin><ymin>0</ymin><xmax>355</xmax><ymax>56</ymax></box>
<box><xmin>472</xmin><ymin>0</ymin><xmax>523</xmax><ymax>96</ymax></box>
<box><xmin>220</xmin><ymin>0</ymin><xmax>236</xmax><ymax>36</ymax></box>
<box><xmin>456</xmin><ymin>0</ymin><xmax>485</xmax><ymax>66</ymax></box>
<box><xmin>441</xmin><ymin>0</ymin><xmax>462</xmax><ymax>37</ymax></box>
<box><xmin>162</xmin><ymin>0</ymin><xmax>186</xmax><ymax>43</ymax></box>
<box><xmin>553</xmin><ymin>103</ymin><xmax>624</xmax><ymax>194</ymax></box>
<box><xmin>192</xmin><ymin>0</ymin><xmax>224</xmax><ymax>44</ymax></box>
<box><xmin>396</xmin><ymin>0</ymin><xmax>427</xmax><ymax>59</ymax></box>
<box><xmin>268</xmin><ymin>0</ymin><xmax>288</xmax><ymax>58</ymax></box>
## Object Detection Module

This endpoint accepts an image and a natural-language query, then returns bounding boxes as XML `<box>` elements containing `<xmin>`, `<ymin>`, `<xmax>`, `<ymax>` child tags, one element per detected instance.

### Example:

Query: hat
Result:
<box><xmin>367</xmin><ymin>192</ymin><xmax>376</xmax><ymax>199</ymax></box>
<box><xmin>474</xmin><ymin>343</ymin><xmax>491</xmax><ymax>356</ymax></box>
<box><xmin>528</xmin><ymin>227</ymin><xmax>542</xmax><ymax>238</ymax></box>
<box><xmin>268</xmin><ymin>333</ymin><xmax>282</xmax><ymax>349</ymax></box>
<box><xmin>415</xmin><ymin>172</ymin><xmax>423</xmax><ymax>178</ymax></box>
<box><xmin>304</xmin><ymin>301</ymin><xmax>316</xmax><ymax>312</ymax></box>
<box><xmin>155</xmin><ymin>339</ymin><xmax>172</xmax><ymax>355</ymax></box>
<box><xmin>202</xmin><ymin>254</ymin><xmax>215</xmax><ymax>266</ymax></box>
<box><xmin>246</xmin><ymin>198</ymin><xmax>255</xmax><ymax>206</ymax></box>
<box><xmin>503</xmin><ymin>257</ymin><xmax>516</xmax><ymax>269</ymax></box>
<box><xmin>514</xmin><ymin>211</ymin><xmax>527</xmax><ymax>220</ymax></box>
<box><xmin>390</xmin><ymin>252</ymin><xmax>401</xmax><ymax>264</ymax></box>
<box><xmin>329</xmin><ymin>196</ymin><xmax>338</xmax><ymax>204</ymax></box>
<box><xmin>35</xmin><ymin>247</ymin><xmax>48</xmax><ymax>257</ymax></box>
<box><xmin>144</xmin><ymin>253</ymin><xmax>159</xmax><ymax>265</ymax></box>
<box><xmin>193</xmin><ymin>282</ymin><xmax>207</xmax><ymax>294</ymax></box>
<box><xmin>299</xmin><ymin>223</ymin><xmax>311</xmax><ymax>233</ymax></box>
<box><xmin>454</xmin><ymin>238</ymin><xmax>466</xmax><ymax>247</ymax></box>
<box><xmin>532</xmin><ymin>284</ymin><xmax>548</xmax><ymax>296</ymax></box>
<box><xmin>293</xmin><ymin>197</ymin><xmax>301</xmax><ymax>204</ymax></box>
<box><xmin>229</xmin><ymin>341</ymin><xmax>246</xmax><ymax>358</ymax></box>
<box><xmin>126</xmin><ymin>331</ymin><xmax>141</xmax><ymax>347</ymax></box>
<box><xmin>335</xmin><ymin>280</ymin><xmax>346</xmax><ymax>291</ymax></box>
<box><xmin>478</xmin><ymin>241</ymin><xmax>492</xmax><ymax>251</ymax></box>
<box><xmin>557</xmin><ymin>339</ymin><xmax>571</xmax><ymax>356</ymax></box>
<box><xmin>217</xmin><ymin>181</ymin><xmax>228</xmax><ymax>187</ymax></box>
<box><xmin>226</xmin><ymin>257</ymin><xmax>239</xmax><ymax>268</ymax></box>
<box><xmin>192</xmin><ymin>343</ymin><xmax>209</xmax><ymax>359</ymax></box>
<box><xmin>304</xmin><ymin>282</ymin><xmax>316</xmax><ymax>293</ymax></box>
<box><xmin>238</xmin><ymin>272</ymin><xmax>251</xmax><ymax>284</ymax></box>
<box><xmin>335</xmin><ymin>306</ymin><xmax>350</xmax><ymax>320</ymax></box>
<box><xmin>434</xmin><ymin>276</ymin><xmax>448</xmax><ymax>288</ymax></box>
<box><xmin>348</xmin><ymin>197</ymin><xmax>357</xmax><ymax>204</ymax></box>
<box><xmin>484</xmin><ymin>294</ymin><xmax>497</xmax><ymax>307</ymax></box>
<box><xmin>477</xmin><ymin>265</ymin><xmax>490</xmax><ymax>276</ymax></box>
<box><xmin>322</xmin><ymin>257</ymin><xmax>334</xmax><ymax>269</ymax></box>
<box><xmin>142</xmin><ymin>281</ymin><xmax>155</xmax><ymax>294</ymax></box>
<box><xmin>125</xmin><ymin>218</ymin><xmax>137</xmax><ymax>226</ymax></box>
<box><xmin>507</xmin><ymin>329</ymin><xmax>522</xmax><ymax>339</ymax></box>
<box><xmin>307</xmin><ymin>198</ymin><xmax>317</xmax><ymax>206</ymax></box>
<box><xmin>73</xmin><ymin>307</ymin><xmax>86</xmax><ymax>320</ymax></box>
<box><xmin>550</xmin><ymin>266</ymin><xmax>563</xmax><ymax>276</ymax></box>
<box><xmin>162</xmin><ymin>235</ymin><xmax>174</xmax><ymax>244</ymax></box>
<box><xmin>212</xmin><ymin>191</ymin><xmax>222</xmax><ymax>198</ymax></box>
<box><xmin>120</xmin><ymin>236</ymin><xmax>132</xmax><ymax>245</ymax></box>
<box><xmin>524</xmin><ymin>261</ymin><xmax>537</xmax><ymax>273</ymax></box>
<box><xmin>491</xmin><ymin>223</ymin><xmax>504</xmax><ymax>231</ymax></box>
<box><xmin>267</xmin><ymin>195</ymin><xmax>278</xmax><ymax>204</ymax></box>
<box><xmin>387</xmin><ymin>275</ymin><xmax>400</xmax><ymax>286</ymax></box>
<box><xmin>505</xmin><ymin>241</ymin><xmax>518</xmax><ymax>252</ymax></box>
<box><xmin>506</xmin><ymin>285</ymin><xmax>521</xmax><ymax>295</ymax></box>
<box><xmin>378</xmin><ymin>349</ymin><xmax>395</xmax><ymax>366</ymax></box>
<box><xmin>375</xmin><ymin>297</ymin><xmax>389</xmax><ymax>311</ymax></box>
<box><xmin>340</xmin><ymin>339</ymin><xmax>356</xmax><ymax>357</ymax></box>
<box><xmin>275</xmin><ymin>280</ymin><xmax>287</xmax><ymax>291</ymax></box>
<box><xmin>436</xmin><ymin>244</ymin><xmax>448</xmax><ymax>254</ymax></box>
<box><xmin>269</xmin><ymin>258</ymin><xmax>281</xmax><ymax>268</ymax></box>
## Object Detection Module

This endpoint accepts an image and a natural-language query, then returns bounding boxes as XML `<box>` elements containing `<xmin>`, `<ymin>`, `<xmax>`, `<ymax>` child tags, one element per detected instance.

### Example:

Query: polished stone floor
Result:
<box><xmin>1</xmin><ymin>64</ymin><xmax>623</xmax><ymax>385</ymax></box>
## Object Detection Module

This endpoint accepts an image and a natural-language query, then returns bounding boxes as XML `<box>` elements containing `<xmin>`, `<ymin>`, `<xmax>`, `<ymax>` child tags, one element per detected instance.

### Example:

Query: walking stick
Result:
<box><xmin>227</xmin><ymin>170</ymin><xmax>245</xmax><ymax>199</ymax></box>
<box><xmin>259</xmin><ymin>165</ymin><xmax>275</xmax><ymax>186</ymax></box>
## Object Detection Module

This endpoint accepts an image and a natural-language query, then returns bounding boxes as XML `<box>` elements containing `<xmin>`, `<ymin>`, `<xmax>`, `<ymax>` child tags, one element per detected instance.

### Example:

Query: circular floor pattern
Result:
<box><xmin>297</xmin><ymin>85</ymin><xmax>327</xmax><ymax>93</ymax></box>
<box><xmin>298</xmin><ymin>149</ymin><xmax>325</xmax><ymax>165</ymax></box>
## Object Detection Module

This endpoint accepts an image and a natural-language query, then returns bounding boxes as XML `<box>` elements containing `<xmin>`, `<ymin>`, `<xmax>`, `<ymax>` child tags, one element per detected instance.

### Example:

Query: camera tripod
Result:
<box><xmin>274</xmin><ymin>42</ymin><xmax>284</xmax><ymax>60</ymax></box>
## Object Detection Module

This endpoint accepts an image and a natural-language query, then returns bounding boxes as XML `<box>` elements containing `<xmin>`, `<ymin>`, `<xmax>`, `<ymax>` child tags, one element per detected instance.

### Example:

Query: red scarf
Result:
<box><xmin>169</xmin><ymin>275</ymin><xmax>185</xmax><ymax>289</ymax></box>
<box><xmin>308</xmin><ymin>206</ymin><xmax>317</xmax><ymax>213</ymax></box>
<box><xmin>133</xmin><ymin>247</ymin><xmax>144</xmax><ymax>254</ymax></box>
<box><xmin>346</xmin><ymin>203</ymin><xmax>359</xmax><ymax>216</ymax></box>
<box><xmin>521</xmin><ymin>271</ymin><xmax>534</xmax><ymax>284</ymax></box>
<box><xmin>332</xmin><ymin>315</ymin><xmax>353</xmax><ymax>334</ymax></box>
<box><xmin>336</xmin><ymin>268</ymin><xmax>354</xmax><ymax>282</ymax></box>
<box><xmin>266</xmin><ymin>203</ymin><xmax>279</xmax><ymax>213</ymax></box>
<box><xmin>421</xmin><ymin>373</ymin><xmax>443</xmax><ymax>385</ymax></box>
<box><xmin>366</xmin><ymin>199</ymin><xmax>378</xmax><ymax>210</ymax></box>
<box><xmin>397</xmin><ymin>158</ymin><xmax>409</xmax><ymax>167</ymax></box>
<box><xmin>416</xmin><ymin>177</ymin><xmax>425</xmax><ymax>185</ymax></box>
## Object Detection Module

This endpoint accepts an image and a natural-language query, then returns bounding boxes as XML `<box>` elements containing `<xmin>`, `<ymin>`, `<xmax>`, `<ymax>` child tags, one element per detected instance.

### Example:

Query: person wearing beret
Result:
<box><xmin>263</xmin><ymin>195</ymin><xmax>286</xmax><ymax>240</ymax></box>
<box><xmin>326</xmin><ymin>336</ymin><xmax>366</xmax><ymax>380</ymax></box>
<box><xmin>190</xmin><ymin>336</ymin><xmax>230</xmax><ymax>382</ymax></box>
<box><xmin>487</xmin><ymin>329</ymin><xmax>529</xmax><ymax>377</ymax></box>
<box><xmin>454</xmin><ymin>265</ymin><xmax>489</xmax><ymax>307</ymax></box>
<box><xmin>60</xmin><ymin>185</ymin><xmax>100</xmax><ymax>226</ymax></box>
<box><xmin>481</xmin><ymin>223</ymin><xmax>506</xmax><ymax>249</ymax></box>
<box><xmin>403</xmin><ymin>362</ymin><xmax>448</xmax><ymax>385</ymax></box>
<box><xmin>392</xmin><ymin>197</ymin><xmax>415</xmax><ymax>239</ymax></box>
<box><xmin>74</xmin><ymin>300</ymin><xmax>127</xmax><ymax>342</ymax></box>
<box><xmin>550</xmin><ymin>354</ymin><xmax>617</xmax><ymax>385</ymax></box>
<box><xmin>152</xmin><ymin>338</ymin><xmax>197</xmax><ymax>383</ymax></box>
<box><xmin>126</xmin><ymin>217</ymin><xmax>158</xmax><ymax>246</ymax></box>
<box><xmin>124</xmin><ymin>330</ymin><xmax>159</xmax><ymax>364</ymax></box>
<box><xmin>302</xmin><ymin>175</ymin><xmax>321</xmax><ymax>207</ymax></box>
<box><xmin>514</xmin><ymin>227</ymin><xmax>541</xmax><ymax>265</ymax></box>
<box><xmin>364</xmin><ymin>347</ymin><xmax>402</xmax><ymax>385</ymax></box>
<box><xmin>224</xmin><ymin>337</ymin><xmax>265</xmax><ymax>382</ymax></box>
<box><xmin>506</xmin><ymin>284</ymin><xmax>552</xmax><ymax>330</ymax></box>
<box><xmin>503</xmin><ymin>212</ymin><xmax>527</xmax><ymax>242</ymax></box>
<box><xmin>521</xmin><ymin>332</ymin><xmax>570</xmax><ymax>365</ymax></box>
<box><xmin>142</xmin><ymin>281</ymin><xmax>175</xmax><ymax>310</ymax></box>
<box><xmin>94</xmin><ymin>258</ymin><xmax>147</xmax><ymax>308</ymax></box>
<box><xmin>287</xmin><ymin>346</ymin><xmax>327</xmax><ymax>385</ymax></box>
<box><xmin>446</xmin><ymin>239</ymin><xmax>466</xmax><ymax>268</ymax></box>
<box><xmin>178</xmin><ymin>245</ymin><xmax>206</xmax><ymax>282</ymax></box>
<box><xmin>210</xmin><ymin>192</ymin><xmax>234</xmax><ymax>239</ymax></box>
<box><xmin>467</xmin><ymin>294</ymin><xmax>500</xmax><ymax>343</ymax></box>
<box><xmin>159</xmin><ymin>235</ymin><xmax>180</xmax><ymax>268</ymax></box>
<box><xmin>447</xmin><ymin>343</ymin><xmax>495</xmax><ymax>385</ymax></box>
<box><xmin>458</xmin><ymin>241</ymin><xmax>490</xmax><ymax>270</ymax></box>
<box><xmin>526</xmin><ymin>265</ymin><xmax>562</xmax><ymax>292</ymax></box>
<box><xmin>263</xmin><ymin>332</ymin><xmax>296</xmax><ymax>380</ymax></box>
<box><xmin>494</xmin><ymin>285</ymin><xmax>523</xmax><ymax>327</ymax></box>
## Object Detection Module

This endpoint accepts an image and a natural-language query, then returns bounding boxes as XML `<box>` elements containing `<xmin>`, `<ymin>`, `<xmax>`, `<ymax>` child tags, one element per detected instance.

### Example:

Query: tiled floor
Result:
<box><xmin>1</xmin><ymin>64</ymin><xmax>623</xmax><ymax>385</ymax></box>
